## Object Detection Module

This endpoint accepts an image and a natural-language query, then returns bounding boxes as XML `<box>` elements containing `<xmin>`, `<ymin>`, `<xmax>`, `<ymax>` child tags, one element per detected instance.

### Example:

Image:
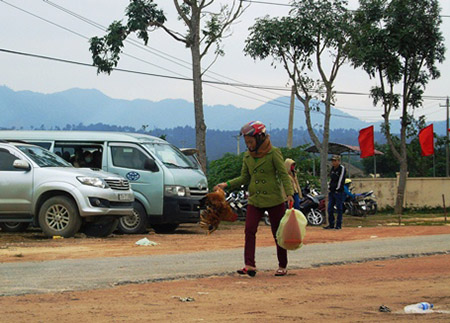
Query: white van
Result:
<box><xmin>0</xmin><ymin>131</ymin><xmax>208</xmax><ymax>234</ymax></box>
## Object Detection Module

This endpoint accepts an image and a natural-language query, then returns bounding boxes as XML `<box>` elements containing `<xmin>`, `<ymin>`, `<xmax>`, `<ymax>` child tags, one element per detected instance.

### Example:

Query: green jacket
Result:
<box><xmin>228</xmin><ymin>147</ymin><xmax>294</xmax><ymax>208</ymax></box>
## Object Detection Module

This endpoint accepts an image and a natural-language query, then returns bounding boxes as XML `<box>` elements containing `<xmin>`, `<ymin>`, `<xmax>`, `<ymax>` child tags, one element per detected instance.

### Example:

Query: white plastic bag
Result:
<box><xmin>135</xmin><ymin>238</ymin><xmax>158</xmax><ymax>246</ymax></box>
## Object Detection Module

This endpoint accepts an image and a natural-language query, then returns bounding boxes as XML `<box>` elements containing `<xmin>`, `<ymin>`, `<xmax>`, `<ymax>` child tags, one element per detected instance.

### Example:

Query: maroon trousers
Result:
<box><xmin>245</xmin><ymin>203</ymin><xmax>287</xmax><ymax>269</ymax></box>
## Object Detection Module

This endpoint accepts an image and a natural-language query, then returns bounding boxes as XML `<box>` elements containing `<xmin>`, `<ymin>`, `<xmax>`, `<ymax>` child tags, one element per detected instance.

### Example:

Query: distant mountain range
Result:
<box><xmin>1</xmin><ymin>85</ymin><xmax>447</xmax><ymax>135</ymax></box>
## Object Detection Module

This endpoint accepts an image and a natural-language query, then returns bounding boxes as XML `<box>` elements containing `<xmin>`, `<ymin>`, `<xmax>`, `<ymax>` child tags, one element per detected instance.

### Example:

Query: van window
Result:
<box><xmin>31</xmin><ymin>142</ymin><xmax>52</xmax><ymax>150</ymax></box>
<box><xmin>111</xmin><ymin>146</ymin><xmax>149</xmax><ymax>170</ymax></box>
<box><xmin>0</xmin><ymin>149</ymin><xmax>21</xmax><ymax>171</ymax></box>
<box><xmin>143</xmin><ymin>143</ymin><xmax>196</xmax><ymax>169</ymax></box>
<box><xmin>54</xmin><ymin>144</ymin><xmax>103</xmax><ymax>169</ymax></box>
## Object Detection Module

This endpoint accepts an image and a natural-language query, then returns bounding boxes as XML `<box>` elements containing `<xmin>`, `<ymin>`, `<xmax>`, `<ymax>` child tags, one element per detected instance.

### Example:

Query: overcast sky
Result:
<box><xmin>1</xmin><ymin>0</ymin><xmax>449</xmax><ymax>124</ymax></box>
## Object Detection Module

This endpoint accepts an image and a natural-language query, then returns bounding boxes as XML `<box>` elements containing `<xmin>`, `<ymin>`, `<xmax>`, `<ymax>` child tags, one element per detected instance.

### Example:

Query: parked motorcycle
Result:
<box><xmin>343</xmin><ymin>194</ymin><xmax>368</xmax><ymax>216</ymax></box>
<box><xmin>226</xmin><ymin>189</ymin><xmax>273</xmax><ymax>226</ymax></box>
<box><xmin>360</xmin><ymin>190</ymin><xmax>378</xmax><ymax>215</ymax></box>
<box><xmin>299</xmin><ymin>192</ymin><xmax>326</xmax><ymax>226</ymax></box>
<box><xmin>226</xmin><ymin>189</ymin><xmax>248</xmax><ymax>221</ymax></box>
<box><xmin>228</xmin><ymin>181</ymin><xmax>327</xmax><ymax>226</ymax></box>
<box><xmin>342</xmin><ymin>185</ymin><xmax>377</xmax><ymax>217</ymax></box>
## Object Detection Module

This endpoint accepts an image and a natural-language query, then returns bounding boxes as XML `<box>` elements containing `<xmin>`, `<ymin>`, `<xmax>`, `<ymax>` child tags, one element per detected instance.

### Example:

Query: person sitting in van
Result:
<box><xmin>92</xmin><ymin>150</ymin><xmax>102</xmax><ymax>168</ymax></box>
<box><xmin>83</xmin><ymin>151</ymin><xmax>94</xmax><ymax>168</ymax></box>
<box><xmin>72</xmin><ymin>148</ymin><xmax>86</xmax><ymax>168</ymax></box>
<box><xmin>62</xmin><ymin>151</ymin><xmax>71</xmax><ymax>162</ymax></box>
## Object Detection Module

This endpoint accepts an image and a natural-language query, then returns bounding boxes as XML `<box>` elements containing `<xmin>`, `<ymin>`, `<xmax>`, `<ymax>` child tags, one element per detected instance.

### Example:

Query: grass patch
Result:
<box><xmin>344</xmin><ymin>212</ymin><xmax>449</xmax><ymax>227</ymax></box>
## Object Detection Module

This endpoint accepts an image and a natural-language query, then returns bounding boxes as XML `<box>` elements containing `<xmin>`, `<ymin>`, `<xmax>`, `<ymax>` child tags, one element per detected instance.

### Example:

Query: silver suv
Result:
<box><xmin>0</xmin><ymin>141</ymin><xmax>134</xmax><ymax>237</ymax></box>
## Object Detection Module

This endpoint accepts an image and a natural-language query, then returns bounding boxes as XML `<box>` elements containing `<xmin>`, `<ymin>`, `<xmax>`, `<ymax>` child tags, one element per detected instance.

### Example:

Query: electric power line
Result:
<box><xmin>1</xmin><ymin>0</ymin><xmax>448</xmax><ymax>121</ymax></box>
<box><xmin>41</xmin><ymin>1</ymin><xmax>294</xmax><ymax>98</ymax></box>
<box><xmin>5</xmin><ymin>0</ymin><xmax>295</xmax><ymax>113</ymax></box>
<box><xmin>240</xmin><ymin>0</ymin><xmax>450</xmax><ymax>18</ymax></box>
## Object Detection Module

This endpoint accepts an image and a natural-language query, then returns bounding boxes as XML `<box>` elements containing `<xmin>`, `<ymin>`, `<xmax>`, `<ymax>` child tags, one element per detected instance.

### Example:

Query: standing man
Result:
<box><xmin>324</xmin><ymin>155</ymin><xmax>346</xmax><ymax>230</ymax></box>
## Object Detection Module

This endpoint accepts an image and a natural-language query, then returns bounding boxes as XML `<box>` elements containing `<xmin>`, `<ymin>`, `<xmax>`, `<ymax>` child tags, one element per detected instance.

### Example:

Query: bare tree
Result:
<box><xmin>89</xmin><ymin>0</ymin><xmax>246</xmax><ymax>171</ymax></box>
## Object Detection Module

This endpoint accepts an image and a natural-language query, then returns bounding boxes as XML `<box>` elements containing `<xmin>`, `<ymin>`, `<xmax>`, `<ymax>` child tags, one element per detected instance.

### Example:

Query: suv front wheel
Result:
<box><xmin>38</xmin><ymin>196</ymin><xmax>82</xmax><ymax>238</ymax></box>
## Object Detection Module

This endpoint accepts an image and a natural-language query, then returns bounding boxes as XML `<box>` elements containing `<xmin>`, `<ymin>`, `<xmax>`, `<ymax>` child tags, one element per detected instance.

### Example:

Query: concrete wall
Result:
<box><xmin>351</xmin><ymin>176</ymin><xmax>450</xmax><ymax>209</ymax></box>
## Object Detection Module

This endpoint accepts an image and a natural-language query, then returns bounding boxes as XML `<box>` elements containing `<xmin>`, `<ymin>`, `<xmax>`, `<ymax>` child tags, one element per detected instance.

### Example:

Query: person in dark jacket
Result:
<box><xmin>324</xmin><ymin>155</ymin><xmax>347</xmax><ymax>230</ymax></box>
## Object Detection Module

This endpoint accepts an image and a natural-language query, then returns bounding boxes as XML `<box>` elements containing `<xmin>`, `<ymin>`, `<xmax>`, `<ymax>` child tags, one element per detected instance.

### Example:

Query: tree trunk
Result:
<box><xmin>395</xmin><ymin>157</ymin><xmax>408</xmax><ymax>216</ymax></box>
<box><xmin>190</xmin><ymin>12</ymin><xmax>207</xmax><ymax>173</ymax></box>
<box><xmin>321</xmin><ymin>86</ymin><xmax>333</xmax><ymax>196</ymax></box>
<box><xmin>319</xmin><ymin>149</ymin><xmax>329</xmax><ymax>195</ymax></box>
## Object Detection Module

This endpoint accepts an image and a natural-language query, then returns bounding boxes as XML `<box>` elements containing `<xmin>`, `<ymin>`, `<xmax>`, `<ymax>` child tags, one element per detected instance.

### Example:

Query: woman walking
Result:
<box><xmin>215</xmin><ymin>121</ymin><xmax>294</xmax><ymax>277</ymax></box>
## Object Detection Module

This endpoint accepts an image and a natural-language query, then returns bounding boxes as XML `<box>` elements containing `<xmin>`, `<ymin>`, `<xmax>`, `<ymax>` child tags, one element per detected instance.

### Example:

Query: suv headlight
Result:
<box><xmin>165</xmin><ymin>185</ymin><xmax>189</xmax><ymax>197</ymax></box>
<box><xmin>77</xmin><ymin>176</ymin><xmax>109</xmax><ymax>189</ymax></box>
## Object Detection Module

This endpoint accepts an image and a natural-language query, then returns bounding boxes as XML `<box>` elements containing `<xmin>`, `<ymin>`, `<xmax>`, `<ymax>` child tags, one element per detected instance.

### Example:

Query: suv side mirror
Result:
<box><xmin>144</xmin><ymin>158</ymin><xmax>159</xmax><ymax>172</ymax></box>
<box><xmin>13</xmin><ymin>159</ymin><xmax>31</xmax><ymax>171</ymax></box>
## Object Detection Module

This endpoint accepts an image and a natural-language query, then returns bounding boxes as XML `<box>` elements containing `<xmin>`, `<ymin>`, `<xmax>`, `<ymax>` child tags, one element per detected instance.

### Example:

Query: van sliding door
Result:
<box><xmin>108</xmin><ymin>143</ymin><xmax>164</xmax><ymax>216</ymax></box>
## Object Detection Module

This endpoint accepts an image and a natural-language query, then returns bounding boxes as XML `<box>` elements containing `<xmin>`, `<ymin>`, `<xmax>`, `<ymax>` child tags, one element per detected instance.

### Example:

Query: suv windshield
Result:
<box><xmin>143</xmin><ymin>143</ymin><xmax>196</xmax><ymax>169</ymax></box>
<box><xmin>17</xmin><ymin>145</ymin><xmax>72</xmax><ymax>167</ymax></box>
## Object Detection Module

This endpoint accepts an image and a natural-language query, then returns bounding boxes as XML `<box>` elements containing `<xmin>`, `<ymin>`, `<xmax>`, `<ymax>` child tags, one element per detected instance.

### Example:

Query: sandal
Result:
<box><xmin>237</xmin><ymin>267</ymin><xmax>257</xmax><ymax>277</ymax></box>
<box><xmin>275</xmin><ymin>268</ymin><xmax>287</xmax><ymax>276</ymax></box>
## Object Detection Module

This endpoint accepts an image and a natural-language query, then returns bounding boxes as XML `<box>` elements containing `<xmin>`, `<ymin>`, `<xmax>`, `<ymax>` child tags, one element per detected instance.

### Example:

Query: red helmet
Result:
<box><xmin>240</xmin><ymin>121</ymin><xmax>266</xmax><ymax>136</ymax></box>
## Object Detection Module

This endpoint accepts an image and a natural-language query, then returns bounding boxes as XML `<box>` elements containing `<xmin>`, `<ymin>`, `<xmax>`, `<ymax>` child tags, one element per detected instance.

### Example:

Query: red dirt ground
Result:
<box><xmin>0</xmin><ymin>224</ymin><xmax>449</xmax><ymax>322</ymax></box>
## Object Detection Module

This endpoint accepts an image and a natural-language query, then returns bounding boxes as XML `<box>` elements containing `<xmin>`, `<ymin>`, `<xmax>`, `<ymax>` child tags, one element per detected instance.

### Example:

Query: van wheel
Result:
<box><xmin>117</xmin><ymin>202</ymin><xmax>148</xmax><ymax>234</ymax></box>
<box><xmin>81</xmin><ymin>218</ymin><xmax>119</xmax><ymax>237</ymax></box>
<box><xmin>0</xmin><ymin>222</ymin><xmax>30</xmax><ymax>232</ymax></box>
<box><xmin>38</xmin><ymin>196</ymin><xmax>82</xmax><ymax>238</ymax></box>
<box><xmin>151</xmin><ymin>223</ymin><xmax>179</xmax><ymax>234</ymax></box>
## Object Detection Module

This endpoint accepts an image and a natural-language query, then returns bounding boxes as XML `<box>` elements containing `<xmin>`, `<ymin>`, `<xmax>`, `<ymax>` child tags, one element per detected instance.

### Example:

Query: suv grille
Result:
<box><xmin>189</xmin><ymin>187</ymin><xmax>208</xmax><ymax>197</ymax></box>
<box><xmin>105</xmin><ymin>178</ymin><xmax>130</xmax><ymax>190</ymax></box>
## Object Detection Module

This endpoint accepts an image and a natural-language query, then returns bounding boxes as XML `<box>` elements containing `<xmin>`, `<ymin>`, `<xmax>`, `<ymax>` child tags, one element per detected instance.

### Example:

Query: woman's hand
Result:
<box><xmin>286</xmin><ymin>195</ymin><xmax>294</xmax><ymax>204</ymax></box>
<box><xmin>214</xmin><ymin>182</ymin><xmax>228</xmax><ymax>191</ymax></box>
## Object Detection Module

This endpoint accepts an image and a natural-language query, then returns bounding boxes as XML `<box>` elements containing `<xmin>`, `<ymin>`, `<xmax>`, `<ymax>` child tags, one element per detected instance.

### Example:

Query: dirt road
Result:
<box><xmin>0</xmin><ymin>224</ymin><xmax>449</xmax><ymax>322</ymax></box>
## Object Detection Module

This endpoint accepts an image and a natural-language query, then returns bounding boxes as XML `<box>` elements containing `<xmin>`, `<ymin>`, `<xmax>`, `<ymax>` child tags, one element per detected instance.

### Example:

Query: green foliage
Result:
<box><xmin>89</xmin><ymin>0</ymin><xmax>165</xmax><ymax>74</ymax></box>
<box><xmin>207</xmin><ymin>153</ymin><xmax>244</xmax><ymax>190</ymax></box>
<box><xmin>347</xmin><ymin>0</ymin><xmax>446</xmax><ymax>213</ymax></box>
<box><xmin>244</xmin><ymin>0</ymin><xmax>353</xmax><ymax>194</ymax></box>
<box><xmin>89</xmin><ymin>20</ymin><xmax>129</xmax><ymax>74</ymax></box>
<box><xmin>126</xmin><ymin>0</ymin><xmax>166</xmax><ymax>44</ymax></box>
<box><xmin>245</xmin><ymin>15</ymin><xmax>314</xmax><ymax>66</ymax></box>
<box><xmin>348</xmin><ymin>0</ymin><xmax>445</xmax><ymax>113</ymax></box>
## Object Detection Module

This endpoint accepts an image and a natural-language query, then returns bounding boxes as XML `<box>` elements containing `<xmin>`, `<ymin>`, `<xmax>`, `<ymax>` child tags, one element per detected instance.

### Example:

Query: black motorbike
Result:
<box><xmin>226</xmin><ymin>189</ymin><xmax>248</xmax><ymax>221</ymax></box>
<box><xmin>343</xmin><ymin>194</ymin><xmax>368</xmax><ymax>216</ymax></box>
<box><xmin>342</xmin><ymin>187</ymin><xmax>377</xmax><ymax>217</ymax></box>
<box><xmin>264</xmin><ymin>182</ymin><xmax>325</xmax><ymax>226</ymax></box>
<box><xmin>360</xmin><ymin>190</ymin><xmax>378</xmax><ymax>215</ymax></box>
<box><xmin>298</xmin><ymin>192</ymin><xmax>325</xmax><ymax>226</ymax></box>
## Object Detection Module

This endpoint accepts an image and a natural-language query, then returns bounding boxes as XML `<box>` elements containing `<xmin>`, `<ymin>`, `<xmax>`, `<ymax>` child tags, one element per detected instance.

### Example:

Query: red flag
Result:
<box><xmin>419</xmin><ymin>124</ymin><xmax>434</xmax><ymax>156</ymax></box>
<box><xmin>358</xmin><ymin>126</ymin><xmax>374</xmax><ymax>158</ymax></box>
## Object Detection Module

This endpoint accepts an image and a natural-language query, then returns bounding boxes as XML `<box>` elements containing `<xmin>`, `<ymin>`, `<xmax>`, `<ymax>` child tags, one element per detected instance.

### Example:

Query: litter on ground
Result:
<box><xmin>135</xmin><ymin>238</ymin><xmax>158</xmax><ymax>246</ymax></box>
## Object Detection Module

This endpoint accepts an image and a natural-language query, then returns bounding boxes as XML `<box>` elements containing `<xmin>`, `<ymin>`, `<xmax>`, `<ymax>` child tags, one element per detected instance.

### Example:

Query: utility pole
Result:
<box><xmin>287</xmin><ymin>85</ymin><xmax>295</xmax><ymax>148</ymax></box>
<box><xmin>440</xmin><ymin>96</ymin><xmax>449</xmax><ymax>177</ymax></box>
<box><xmin>233</xmin><ymin>135</ymin><xmax>241</xmax><ymax>155</ymax></box>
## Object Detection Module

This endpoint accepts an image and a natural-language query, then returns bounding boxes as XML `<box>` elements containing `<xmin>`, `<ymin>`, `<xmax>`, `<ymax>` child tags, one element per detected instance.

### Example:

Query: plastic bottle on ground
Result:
<box><xmin>403</xmin><ymin>302</ymin><xmax>434</xmax><ymax>314</ymax></box>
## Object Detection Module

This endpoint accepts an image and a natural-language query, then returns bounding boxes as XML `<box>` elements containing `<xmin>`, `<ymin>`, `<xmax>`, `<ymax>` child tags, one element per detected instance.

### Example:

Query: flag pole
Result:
<box><xmin>433</xmin><ymin>153</ymin><xmax>436</xmax><ymax>177</ymax></box>
<box><xmin>374</xmin><ymin>154</ymin><xmax>376</xmax><ymax>177</ymax></box>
